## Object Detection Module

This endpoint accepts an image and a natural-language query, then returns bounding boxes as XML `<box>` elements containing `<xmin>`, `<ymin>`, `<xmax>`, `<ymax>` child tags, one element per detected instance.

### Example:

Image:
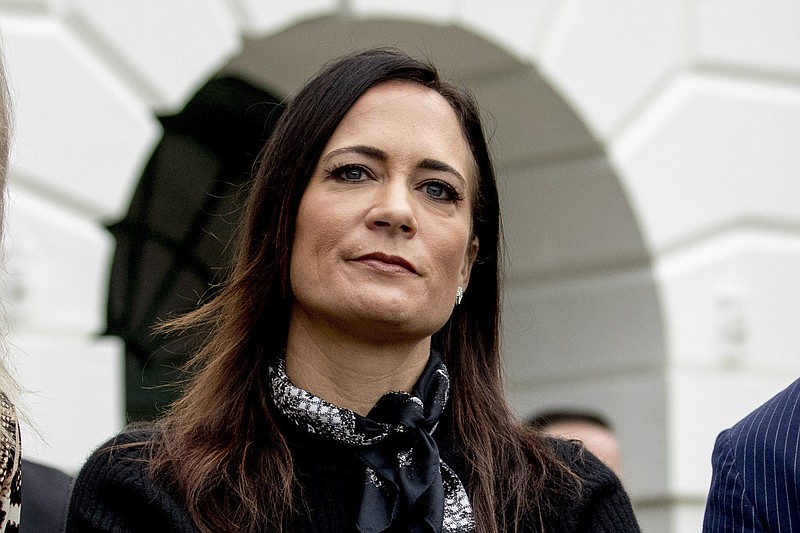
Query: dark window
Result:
<box><xmin>106</xmin><ymin>77</ymin><xmax>284</xmax><ymax>422</ymax></box>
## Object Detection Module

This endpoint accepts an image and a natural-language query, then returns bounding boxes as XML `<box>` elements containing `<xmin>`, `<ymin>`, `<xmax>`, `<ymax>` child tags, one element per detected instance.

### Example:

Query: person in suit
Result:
<box><xmin>19</xmin><ymin>460</ymin><xmax>72</xmax><ymax>533</ymax></box>
<box><xmin>703</xmin><ymin>377</ymin><xmax>800</xmax><ymax>532</ymax></box>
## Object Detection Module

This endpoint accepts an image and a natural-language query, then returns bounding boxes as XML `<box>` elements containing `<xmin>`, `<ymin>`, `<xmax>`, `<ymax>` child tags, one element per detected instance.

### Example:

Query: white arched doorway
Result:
<box><xmin>100</xmin><ymin>15</ymin><xmax>665</xmax><ymax>524</ymax></box>
<box><xmin>18</xmin><ymin>4</ymin><xmax>800</xmax><ymax>531</ymax></box>
<box><xmin>223</xmin><ymin>13</ymin><xmax>665</xmax><ymax>515</ymax></box>
<box><xmin>5</xmin><ymin>7</ymin><xmax>665</xmax><ymax>524</ymax></box>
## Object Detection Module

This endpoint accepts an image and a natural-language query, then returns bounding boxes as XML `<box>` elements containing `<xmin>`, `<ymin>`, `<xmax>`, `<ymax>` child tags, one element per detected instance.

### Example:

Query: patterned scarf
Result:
<box><xmin>269</xmin><ymin>351</ymin><xmax>475</xmax><ymax>533</ymax></box>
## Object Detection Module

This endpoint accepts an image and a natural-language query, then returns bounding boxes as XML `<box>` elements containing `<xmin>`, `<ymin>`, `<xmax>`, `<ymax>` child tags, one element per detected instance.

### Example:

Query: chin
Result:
<box><xmin>348</xmin><ymin>302</ymin><xmax>448</xmax><ymax>340</ymax></box>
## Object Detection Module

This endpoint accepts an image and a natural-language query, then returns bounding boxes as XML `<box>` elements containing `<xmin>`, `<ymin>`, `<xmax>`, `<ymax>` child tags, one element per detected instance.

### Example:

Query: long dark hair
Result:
<box><xmin>150</xmin><ymin>48</ymin><xmax>578</xmax><ymax>532</ymax></box>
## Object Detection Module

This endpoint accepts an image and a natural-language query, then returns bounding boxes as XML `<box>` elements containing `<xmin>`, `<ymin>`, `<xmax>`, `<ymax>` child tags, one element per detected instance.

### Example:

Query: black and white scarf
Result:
<box><xmin>269</xmin><ymin>351</ymin><xmax>475</xmax><ymax>533</ymax></box>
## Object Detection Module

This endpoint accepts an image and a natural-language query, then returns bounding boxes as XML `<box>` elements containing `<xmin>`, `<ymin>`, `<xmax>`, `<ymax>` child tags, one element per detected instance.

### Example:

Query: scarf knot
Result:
<box><xmin>269</xmin><ymin>351</ymin><xmax>474</xmax><ymax>533</ymax></box>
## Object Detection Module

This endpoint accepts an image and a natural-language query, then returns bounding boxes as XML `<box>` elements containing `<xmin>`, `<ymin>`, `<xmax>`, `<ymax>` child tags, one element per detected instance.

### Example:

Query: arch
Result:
<box><xmin>230</xmin><ymin>16</ymin><xmax>666</xmax><ymax>383</ymax></box>
<box><xmin>1</xmin><ymin>7</ymin><xmax>668</xmax><ymax>502</ymax></box>
<box><xmin>222</xmin><ymin>18</ymin><xmax>669</xmax><ymax>505</ymax></box>
<box><xmin>113</xmin><ymin>15</ymin><xmax>665</xmax><ymax>461</ymax></box>
<box><xmin>11</xmin><ymin>9</ymin><xmax>800</xmax><ymax>525</ymax></box>
<box><xmin>107</xmin><ymin>76</ymin><xmax>284</xmax><ymax>420</ymax></box>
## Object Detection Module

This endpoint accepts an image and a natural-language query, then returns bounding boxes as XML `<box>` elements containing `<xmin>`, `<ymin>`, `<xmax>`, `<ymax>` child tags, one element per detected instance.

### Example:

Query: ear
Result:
<box><xmin>459</xmin><ymin>236</ymin><xmax>479</xmax><ymax>289</ymax></box>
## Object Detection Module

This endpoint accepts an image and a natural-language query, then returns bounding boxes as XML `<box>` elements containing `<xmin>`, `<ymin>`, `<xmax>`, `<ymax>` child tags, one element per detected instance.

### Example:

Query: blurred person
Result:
<box><xmin>66</xmin><ymin>49</ymin><xmax>639</xmax><ymax>532</ymax></box>
<box><xmin>529</xmin><ymin>411</ymin><xmax>624</xmax><ymax>478</ymax></box>
<box><xmin>703</xmin><ymin>377</ymin><xmax>800</xmax><ymax>532</ymax></box>
<box><xmin>0</xmin><ymin>38</ymin><xmax>22</xmax><ymax>531</ymax></box>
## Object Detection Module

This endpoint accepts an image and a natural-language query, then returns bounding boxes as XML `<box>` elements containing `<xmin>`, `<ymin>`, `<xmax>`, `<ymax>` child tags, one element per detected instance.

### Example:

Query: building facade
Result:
<box><xmin>2</xmin><ymin>1</ymin><xmax>800</xmax><ymax>531</ymax></box>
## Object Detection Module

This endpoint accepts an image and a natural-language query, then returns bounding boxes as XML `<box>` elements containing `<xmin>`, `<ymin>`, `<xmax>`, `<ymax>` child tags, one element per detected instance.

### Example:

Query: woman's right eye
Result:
<box><xmin>334</xmin><ymin>166</ymin><xmax>367</xmax><ymax>182</ymax></box>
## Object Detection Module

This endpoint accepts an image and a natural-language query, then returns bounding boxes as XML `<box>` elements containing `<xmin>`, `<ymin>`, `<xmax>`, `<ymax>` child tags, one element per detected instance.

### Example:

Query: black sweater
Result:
<box><xmin>65</xmin><ymin>422</ymin><xmax>640</xmax><ymax>532</ymax></box>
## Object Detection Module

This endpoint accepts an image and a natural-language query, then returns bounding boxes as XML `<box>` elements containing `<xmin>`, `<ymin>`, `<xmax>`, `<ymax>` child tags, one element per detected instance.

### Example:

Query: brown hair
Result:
<box><xmin>150</xmin><ymin>48</ymin><xmax>578</xmax><ymax>532</ymax></box>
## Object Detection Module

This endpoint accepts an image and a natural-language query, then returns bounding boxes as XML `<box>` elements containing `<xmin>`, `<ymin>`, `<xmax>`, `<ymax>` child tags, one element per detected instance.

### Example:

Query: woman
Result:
<box><xmin>66</xmin><ymin>49</ymin><xmax>639</xmax><ymax>532</ymax></box>
<box><xmin>0</xmin><ymin>41</ymin><xmax>22</xmax><ymax>531</ymax></box>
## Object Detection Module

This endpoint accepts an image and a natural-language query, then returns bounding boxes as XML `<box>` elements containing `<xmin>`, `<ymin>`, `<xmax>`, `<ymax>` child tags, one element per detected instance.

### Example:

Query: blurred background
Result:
<box><xmin>1</xmin><ymin>1</ymin><xmax>799</xmax><ymax>531</ymax></box>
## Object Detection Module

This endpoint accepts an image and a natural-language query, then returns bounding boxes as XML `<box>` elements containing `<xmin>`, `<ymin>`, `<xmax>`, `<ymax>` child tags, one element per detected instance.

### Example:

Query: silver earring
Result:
<box><xmin>456</xmin><ymin>286</ymin><xmax>464</xmax><ymax>305</ymax></box>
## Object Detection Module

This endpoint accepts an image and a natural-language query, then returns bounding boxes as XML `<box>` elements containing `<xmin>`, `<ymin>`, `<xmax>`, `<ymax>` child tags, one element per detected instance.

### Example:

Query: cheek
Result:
<box><xmin>430</xmin><ymin>230</ymin><xmax>472</xmax><ymax>276</ymax></box>
<box><xmin>292</xmin><ymin>205</ymin><xmax>347</xmax><ymax>278</ymax></box>
<box><xmin>290</xmin><ymin>204</ymin><xmax>319</xmax><ymax>285</ymax></box>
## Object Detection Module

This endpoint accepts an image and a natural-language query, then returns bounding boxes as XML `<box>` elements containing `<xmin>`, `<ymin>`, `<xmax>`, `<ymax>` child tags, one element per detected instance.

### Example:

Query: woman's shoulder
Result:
<box><xmin>542</xmin><ymin>436</ymin><xmax>640</xmax><ymax>532</ymax></box>
<box><xmin>546</xmin><ymin>435</ymin><xmax>618</xmax><ymax>486</ymax></box>
<box><xmin>67</xmin><ymin>424</ymin><xmax>197</xmax><ymax>533</ymax></box>
<box><xmin>70</xmin><ymin>424</ymin><xmax>160</xmax><ymax>503</ymax></box>
<box><xmin>81</xmin><ymin>424</ymin><xmax>157</xmax><ymax>469</ymax></box>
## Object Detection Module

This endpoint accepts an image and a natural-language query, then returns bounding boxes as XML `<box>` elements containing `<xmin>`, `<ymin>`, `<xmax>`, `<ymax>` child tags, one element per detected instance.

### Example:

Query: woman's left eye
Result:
<box><xmin>421</xmin><ymin>181</ymin><xmax>458</xmax><ymax>202</ymax></box>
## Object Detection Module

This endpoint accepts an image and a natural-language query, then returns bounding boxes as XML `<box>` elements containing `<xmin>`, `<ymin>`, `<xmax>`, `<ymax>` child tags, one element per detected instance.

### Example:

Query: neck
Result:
<box><xmin>285</xmin><ymin>309</ymin><xmax>432</xmax><ymax>416</ymax></box>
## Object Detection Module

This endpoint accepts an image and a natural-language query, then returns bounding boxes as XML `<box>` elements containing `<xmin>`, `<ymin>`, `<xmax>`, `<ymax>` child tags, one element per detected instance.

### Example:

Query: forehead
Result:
<box><xmin>324</xmin><ymin>81</ymin><xmax>478</xmax><ymax>181</ymax></box>
<box><xmin>346</xmin><ymin>80</ymin><xmax>456</xmax><ymax>119</ymax></box>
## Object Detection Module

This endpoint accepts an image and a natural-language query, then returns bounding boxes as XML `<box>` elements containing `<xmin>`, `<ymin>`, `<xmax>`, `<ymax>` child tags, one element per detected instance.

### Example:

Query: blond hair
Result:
<box><xmin>0</xmin><ymin>36</ymin><xmax>20</xmax><ymax>424</ymax></box>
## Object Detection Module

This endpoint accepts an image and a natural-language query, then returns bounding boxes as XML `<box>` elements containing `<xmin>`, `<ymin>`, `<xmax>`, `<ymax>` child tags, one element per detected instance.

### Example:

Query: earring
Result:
<box><xmin>456</xmin><ymin>286</ymin><xmax>464</xmax><ymax>305</ymax></box>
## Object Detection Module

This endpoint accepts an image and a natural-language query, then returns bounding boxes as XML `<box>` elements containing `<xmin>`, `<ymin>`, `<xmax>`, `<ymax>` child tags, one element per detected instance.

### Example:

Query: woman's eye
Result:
<box><xmin>422</xmin><ymin>181</ymin><xmax>456</xmax><ymax>201</ymax></box>
<box><xmin>337</xmin><ymin>166</ymin><xmax>366</xmax><ymax>181</ymax></box>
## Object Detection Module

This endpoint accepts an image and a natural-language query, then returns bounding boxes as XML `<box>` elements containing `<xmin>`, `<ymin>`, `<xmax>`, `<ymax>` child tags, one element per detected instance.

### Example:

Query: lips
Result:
<box><xmin>354</xmin><ymin>252</ymin><xmax>418</xmax><ymax>274</ymax></box>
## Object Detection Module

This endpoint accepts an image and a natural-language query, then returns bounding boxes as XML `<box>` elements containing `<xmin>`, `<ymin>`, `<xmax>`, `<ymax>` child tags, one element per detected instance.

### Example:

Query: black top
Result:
<box><xmin>66</xmin><ymin>415</ymin><xmax>639</xmax><ymax>533</ymax></box>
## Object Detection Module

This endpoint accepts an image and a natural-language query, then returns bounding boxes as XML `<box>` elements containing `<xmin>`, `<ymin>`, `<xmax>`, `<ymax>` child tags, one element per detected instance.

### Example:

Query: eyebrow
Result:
<box><xmin>322</xmin><ymin>144</ymin><xmax>467</xmax><ymax>186</ymax></box>
<box><xmin>323</xmin><ymin>144</ymin><xmax>387</xmax><ymax>163</ymax></box>
<box><xmin>418</xmin><ymin>158</ymin><xmax>467</xmax><ymax>186</ymax></box>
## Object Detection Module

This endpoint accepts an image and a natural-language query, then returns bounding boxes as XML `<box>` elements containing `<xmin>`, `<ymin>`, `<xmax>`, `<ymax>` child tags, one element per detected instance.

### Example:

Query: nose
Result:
<box><xmin>366</xmin><ymin>180</ymin><xmax>417</xmax><ymax>237</ymax></box>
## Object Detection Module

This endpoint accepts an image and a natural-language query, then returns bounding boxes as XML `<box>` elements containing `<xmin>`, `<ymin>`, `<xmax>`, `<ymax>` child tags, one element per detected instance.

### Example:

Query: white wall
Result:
<box><xmin>1</xmin><ymin>2</ymin><xmax>799</xmax><ymax>531</ymax></box>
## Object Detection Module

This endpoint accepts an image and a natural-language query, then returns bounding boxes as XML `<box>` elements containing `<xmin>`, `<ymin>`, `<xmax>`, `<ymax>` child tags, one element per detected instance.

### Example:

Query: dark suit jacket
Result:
<box><xmin>703</xmin><ymin>378</ymin><xmax>800</xmax><ymax>532</ymax></box>
<box><xmin>20</xmin><ymin>459</ymin><xmax>73</xmax><ymax>533</ymax></box>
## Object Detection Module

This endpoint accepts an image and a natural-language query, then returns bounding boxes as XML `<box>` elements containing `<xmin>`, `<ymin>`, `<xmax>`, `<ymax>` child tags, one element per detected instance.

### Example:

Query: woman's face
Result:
<box><xmin>290</xmin><ymin>81</ymin><xmax>479</xmax><ymax>342</ymax></box>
